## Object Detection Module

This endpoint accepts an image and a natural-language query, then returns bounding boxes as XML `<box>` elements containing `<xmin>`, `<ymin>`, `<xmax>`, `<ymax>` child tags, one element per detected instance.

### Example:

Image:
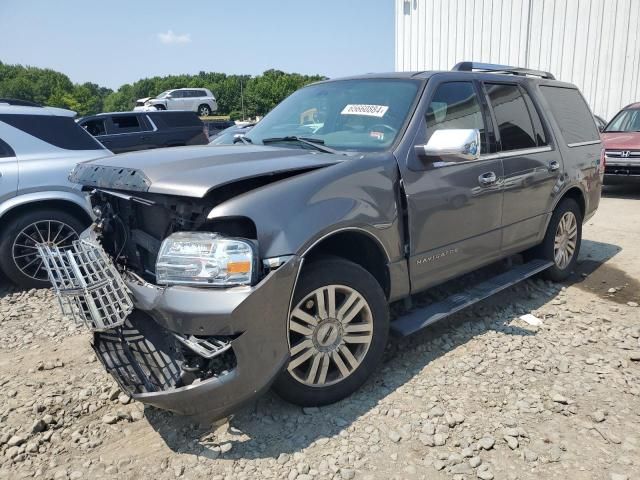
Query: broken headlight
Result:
<box><xmin>156</xmin><ymin>232</ymin><xmax>255</xmax><ymax>287</ymax></box>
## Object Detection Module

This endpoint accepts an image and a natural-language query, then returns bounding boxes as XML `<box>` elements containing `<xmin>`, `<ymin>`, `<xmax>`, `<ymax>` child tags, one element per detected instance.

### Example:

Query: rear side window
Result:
<box><xmin>0</xmin><ymin>137</ymin><xmax>16</xmax><ymax>158</ymax></box>
<box><xmin>195</xmin><ymin>90</ymin><xmax>207</xmax><ymax>97</ymax></box>
<box><xmin>485</xmin><ymin>83</ymin><xmax>537</xmax><ymax>151</ymax></box>
<box><xmin>151</xmin><ymin>112</ymin><xmax>201</xmax><ymax>128</ymax></box>
<box><xmin>0</xmin><ymin>115</ymin><xmax>104</xmax><ymax>150</ymax></box>
<box><xmin>111</xmin><ymin>115</ymin><xmax>141</xmax><ymax>132</ymax></box>
<box><xmin>426</xmin><ymin>81</ymin><xmax>487</xmax><ymax>152</ymax></box>
<box><xmin>540</xmin><ymin>86</ymin><xmax>600</xmax><ymax>145</ymax></box>
<box><xmin>81</xmin><ymin>118</ymin><xmax>107</xmax><ymax>136</ymax></box>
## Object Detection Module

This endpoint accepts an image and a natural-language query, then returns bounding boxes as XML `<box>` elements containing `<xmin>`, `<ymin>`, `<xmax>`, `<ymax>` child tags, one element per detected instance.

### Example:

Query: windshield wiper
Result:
<box><xmin>233</xmin><ymin>135</ymin><xmax>252</xmax><ymax>144</ymax></box>
<box><xmin>261</xmin><ymin>136</ymin><xmax>340</xmax><ymax>155</ymax></box>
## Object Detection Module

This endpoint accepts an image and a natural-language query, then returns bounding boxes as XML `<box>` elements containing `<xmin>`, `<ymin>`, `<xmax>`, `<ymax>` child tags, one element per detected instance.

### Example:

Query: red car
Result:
<box><xmin>601</xmin><ymin>103</ymin><xmax>640</xmax><ymax>184</ymax></box>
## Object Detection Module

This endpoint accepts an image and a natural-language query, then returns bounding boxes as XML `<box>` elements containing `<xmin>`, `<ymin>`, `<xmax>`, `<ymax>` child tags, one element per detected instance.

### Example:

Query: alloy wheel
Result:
<box><xmin>12</xmin><ymin>220</ymin><xmax>78</xmax><ymax>281</ymax></box>
<box><xmin>287</xmin><ymin>285</ymin><xmax>374</xmax><ymax>387</ymax></box>
<box><xmin>553</xmin><ymin>211</ymin><xmax>577</xmax><ymax>270</ymax></box>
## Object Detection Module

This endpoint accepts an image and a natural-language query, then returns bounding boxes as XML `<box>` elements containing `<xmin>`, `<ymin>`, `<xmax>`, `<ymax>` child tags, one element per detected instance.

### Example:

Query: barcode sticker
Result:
<box><xmin>341</xmin><ymin>104</ymin><xmax>389</xmax><ymax>117</ymax></box>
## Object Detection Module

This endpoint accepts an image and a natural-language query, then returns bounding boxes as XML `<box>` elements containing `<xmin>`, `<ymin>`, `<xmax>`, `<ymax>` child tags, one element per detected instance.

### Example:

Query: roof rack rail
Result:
<box><xmin>452</xmin><ymin>62</ymin><xmax>555</xmax><ymax>80</ymax></box>
<box><xmin>0</xmin><ymin>98</ymin><xmax>43</xmax><ymax>107</ymax></box>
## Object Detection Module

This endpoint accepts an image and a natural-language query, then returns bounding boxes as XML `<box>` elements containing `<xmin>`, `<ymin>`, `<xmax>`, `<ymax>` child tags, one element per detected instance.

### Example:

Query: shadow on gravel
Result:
<box><xmin>144</xmin><ymin>239</ymin><xmax>621</xmax><ymax>460</ymax></box>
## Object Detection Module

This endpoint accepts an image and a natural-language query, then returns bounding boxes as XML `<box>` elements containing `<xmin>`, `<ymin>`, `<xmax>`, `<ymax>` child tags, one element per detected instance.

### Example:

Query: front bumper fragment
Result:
<box><xmin>96</xmin><ymin>257</ymin><xmax>300</xmax><ymax>417</ymax></box>
<box><xmin>42</xmin><ymin>230</ymin><xmax>301</xmax><ymax>418</ymax></box>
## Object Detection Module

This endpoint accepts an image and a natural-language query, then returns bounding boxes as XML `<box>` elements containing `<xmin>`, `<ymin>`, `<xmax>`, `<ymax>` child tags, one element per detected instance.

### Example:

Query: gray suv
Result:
<box><xmin>0</xmin><ymin>101</ymin><xmax>111</xmax><ymax>287</ymax></box>
<box><xmin>40</xmin><ymin>63</ymin><xmax>603</xmax><ymax>419</ymax></box>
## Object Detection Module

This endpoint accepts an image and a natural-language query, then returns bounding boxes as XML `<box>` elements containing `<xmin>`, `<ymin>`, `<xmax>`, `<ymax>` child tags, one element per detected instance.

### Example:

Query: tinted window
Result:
<box><xmin>81</xmin><ymin>118</ymin><xmax>107</xmax><ymax>136</ymax></box>
<box><xmin>0</xmin><ymin>115</ymin><xmax>104</xmax><ymax>150</ymax></box>
<box><xmin>0</xmin><ymin>137</ymin><xmax>15</xmax><ymax>158</ymax></box>
<box><xmin>111</xmin><ymin>115</ymin><xmax>141</xmax><ymax>132</ymax></box>
<box><xmin>426</xmin><ymin>81</ymin><xmax>487</xmax><ymax>151</ymax></box>
<box><xmin>150</xmin><ymin>111</ymin><xmax>202</xmax><ymax>128</ymax></box>
<box><xmin>485</xmin><ymin>83</ymin><xmax>536</xmax><ymax>151</ymax></box>
<box><xmin>194</xmin><ymin>90</ymin><xmax>207</xmax><ymax>97</ymax></box>
<box><xmin>540</xmin><ymin>86</ymin><xmax>600</xmax><ymax>144</ymax></box>
<box><xmin>521</xmin><ymin>88</ymin><xmax>547</xmax><ymax>146</ymax></box>
<box><xmin>170</xmin><ymin>91</ymin><xmax>183</xmax><ymax>98</ymax></box>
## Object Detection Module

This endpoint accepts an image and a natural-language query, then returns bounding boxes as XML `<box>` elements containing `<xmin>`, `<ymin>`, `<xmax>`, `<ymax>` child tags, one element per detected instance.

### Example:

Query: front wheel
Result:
<box><xmin>272</xmin><ymin>258</ymin><xmax>389</xmax><ymax>407</ymax></box>
<box><xmin>538</xmin><ymin>198</ymin><xmax>582</xmax><ymax>281</ymax></box>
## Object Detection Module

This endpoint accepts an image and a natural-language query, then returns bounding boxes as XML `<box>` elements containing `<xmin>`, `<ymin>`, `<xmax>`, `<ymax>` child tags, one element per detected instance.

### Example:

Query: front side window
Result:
<box><xmin>245</xmin><ymin>79</ymin><xmax>420</xmax><ymax>152</ymax></box>
<box><xmin>605</xmin><ymin>109</ymin><xmax>640</xmax><ymax>133</ymax></box>
<box><xmin>170</xmin><ymin>91</ymin><xmax>184</xmax><ymax>99</ymax></box>
<box><xmin>485</xmin><ymin>83</ymin><xmax>537</xmax><ymax>151</ymax></box>
<box><xmin>81</xmin><ymin>119</ymin><xmax>107</xmax><ymax>136</ymax></box>
<box><xmin>425</xmin><ymin>81</ymin><xmax>487</xmax><ymax>151</ymax></box>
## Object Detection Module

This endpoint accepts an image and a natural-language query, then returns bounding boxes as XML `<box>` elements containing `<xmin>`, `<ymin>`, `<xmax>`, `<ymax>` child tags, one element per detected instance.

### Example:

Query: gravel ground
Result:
<box><xmin>1</xmin><ymin>187</ymin><xmax>639</xmax><ymax>480</ymax></box>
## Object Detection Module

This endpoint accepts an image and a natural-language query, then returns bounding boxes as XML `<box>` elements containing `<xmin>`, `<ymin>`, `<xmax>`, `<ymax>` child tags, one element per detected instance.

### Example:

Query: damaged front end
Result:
<box><xmin>39</xmin><ymin>186</ymin><xmax>299</xmax><ymax>417</ymax></box>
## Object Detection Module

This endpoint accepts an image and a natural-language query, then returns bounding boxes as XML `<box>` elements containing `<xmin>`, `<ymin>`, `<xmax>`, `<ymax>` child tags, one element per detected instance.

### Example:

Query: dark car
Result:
<box><xmin>41</xmin><ymin>62</ymin><xmax>602</xmax><ymax>419</ymax></box>
<box><xmin>209</xmin><ymin>123</ymin><xmax>255</xmax><ymax>145</ymax></box>
<box><xmin>594</xmin><ymin>115</ymin><xmax>607</xmax><ymax>132</ymax></box>
<box><xmin>204</xmin><ymin>119</ymin><xmax>236</xmax><ymax>138</ymax></box>
<box><xmin>77</xmin><ymin>111</ymin><xmax>208</xmax><ymax>153</ymax></box>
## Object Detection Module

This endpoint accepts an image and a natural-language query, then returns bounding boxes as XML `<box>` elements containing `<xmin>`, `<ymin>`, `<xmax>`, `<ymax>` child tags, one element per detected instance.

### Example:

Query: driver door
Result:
<box><xmin>399</xmin><ymin>76</ymin><xmax>505</xmax><ymax>293</ymax></box>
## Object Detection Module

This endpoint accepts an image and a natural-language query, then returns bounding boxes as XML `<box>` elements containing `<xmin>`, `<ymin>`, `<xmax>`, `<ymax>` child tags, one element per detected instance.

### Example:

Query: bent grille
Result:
<box><xmin>38</xmin><ymin>238</ymin><xmax>133</xmax><ymax>331</ymax></box>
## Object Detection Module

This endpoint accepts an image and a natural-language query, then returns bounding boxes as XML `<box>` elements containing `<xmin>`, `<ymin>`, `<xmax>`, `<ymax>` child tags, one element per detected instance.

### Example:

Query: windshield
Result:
<box><xmin>245</xmin><ymin>79</ymin><xmax>421</xmax><ymax>152</ymax></box>
<box><xmin>155</xmin><ymin>90</ymin><xmax>171</xmax><ymax>99</ymax></box>
<box><xmin>605</xmin><ymin>109</ymin><xmax>640</xmax><ymax>132</ymax></box>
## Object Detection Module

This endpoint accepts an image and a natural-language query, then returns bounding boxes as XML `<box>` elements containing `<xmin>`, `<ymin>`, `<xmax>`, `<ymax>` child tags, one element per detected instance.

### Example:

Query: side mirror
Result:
<box><xmin>415</xmin><ymin>129</ymin><xmax>481</xmax><ymax>163</ymax></box>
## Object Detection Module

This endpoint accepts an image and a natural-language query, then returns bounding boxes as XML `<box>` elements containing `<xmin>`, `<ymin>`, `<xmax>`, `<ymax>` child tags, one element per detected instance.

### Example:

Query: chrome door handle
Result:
<box><xmin>478</xmin><ymin>171</ymin><xmax>497</xmax><ymax>186</ymax></box>
<box><xmin>548</xmin><ymin>160</ymin><xmax>560</xmax><ymax>172</ymax></box>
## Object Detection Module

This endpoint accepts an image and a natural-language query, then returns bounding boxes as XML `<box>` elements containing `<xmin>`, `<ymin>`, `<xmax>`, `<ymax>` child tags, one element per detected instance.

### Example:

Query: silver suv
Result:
<box><xmin>134</xmin><ymin>88</ymin><xmax>218</xmax><ymax>117</ymax></box>
<box><xmin>0</xmin><ymin>100</ymin><xmax>112</xmax><ymax>287</ymax></box>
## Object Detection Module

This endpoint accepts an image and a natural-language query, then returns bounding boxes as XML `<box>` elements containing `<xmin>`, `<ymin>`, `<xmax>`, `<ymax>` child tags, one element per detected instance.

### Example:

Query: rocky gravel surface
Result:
<box><xmin>0</xmin><ymin>192</ymin><xmax>639</xmax><ymax>480</ymax></box>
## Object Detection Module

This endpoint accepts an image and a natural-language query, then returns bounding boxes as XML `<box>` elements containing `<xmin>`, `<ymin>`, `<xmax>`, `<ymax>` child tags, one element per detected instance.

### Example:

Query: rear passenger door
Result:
<box><xmin>104</xmin><ymin>114</ymin><xmax>146</xmax><ymax>153</ymax></box>
<box><xmin>401</xmin><ymin>76</ymin><xmax>505</xmax><ymax>293</ymax></box>
<box><xmin>482</xmin><ymin>82</ymin><xmax>560</xmax><ymax>254</ymax></box>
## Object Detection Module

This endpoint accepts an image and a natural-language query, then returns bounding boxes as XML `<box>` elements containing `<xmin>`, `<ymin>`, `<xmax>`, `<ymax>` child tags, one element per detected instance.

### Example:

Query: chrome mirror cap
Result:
<box><xmin>418</xmin><ymin>128</ymin><xmax>481</xmax><ymax>162</ymax></box>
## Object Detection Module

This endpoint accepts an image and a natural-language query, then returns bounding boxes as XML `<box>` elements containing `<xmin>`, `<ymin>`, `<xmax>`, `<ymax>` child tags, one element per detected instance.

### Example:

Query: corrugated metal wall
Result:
<box><xmin>395</xmin><ymin>0</ymin><xmax>640</xmax><ymax>119</ymax></box>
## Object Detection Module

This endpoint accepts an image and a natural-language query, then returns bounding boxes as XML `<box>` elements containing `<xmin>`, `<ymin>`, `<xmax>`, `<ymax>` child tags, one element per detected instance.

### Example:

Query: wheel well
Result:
<box><xmin>0</xmin><ymin>200</ymin><xmax>91</xmax><ymax>231</ymax></box>
<box><xmin>304</xmin><ymin>231</ymin><xmax>390</xmax><ymax>298</ymax></box>
<box><xmin>560</xmin><ymin>187</ymin><xmax>586</xmax><ymax>219</ymax></box>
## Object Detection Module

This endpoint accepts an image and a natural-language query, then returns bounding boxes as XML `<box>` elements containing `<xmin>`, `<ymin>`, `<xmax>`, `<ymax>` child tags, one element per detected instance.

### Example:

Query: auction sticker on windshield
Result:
<box><xmin>341</xmin><ymin>104</ymin><xmax>389</xmax><ymax>117</ymax></box>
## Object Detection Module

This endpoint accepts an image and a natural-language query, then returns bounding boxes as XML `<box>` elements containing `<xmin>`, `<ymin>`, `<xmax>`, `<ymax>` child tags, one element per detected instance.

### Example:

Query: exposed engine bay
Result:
<box><xmin>90</xmin><ymin>189</ymin><xmax>215</xmax><ymax>282</ymax></box>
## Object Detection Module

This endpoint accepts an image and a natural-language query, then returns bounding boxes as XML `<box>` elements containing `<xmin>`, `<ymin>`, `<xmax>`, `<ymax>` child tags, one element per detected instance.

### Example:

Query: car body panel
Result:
<box><xmin>601</xmin><ymin>132</ymin><xmax>640</xmax><ymax>149</ymax></box>
<box><xmin>73</xmin><ymin>145</ymin><xmax>344</xmax><ymax>197</ymax></box>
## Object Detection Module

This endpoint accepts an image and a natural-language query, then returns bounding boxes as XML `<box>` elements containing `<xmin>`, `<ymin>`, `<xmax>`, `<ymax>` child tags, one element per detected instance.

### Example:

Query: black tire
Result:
<box><xmin>197</xmin><ymin>104</ymin><xmax>211</xmax><ymax>117</ymax></box>
<box><xmin>272</xmin><ymin>258</ymin><xmax>389</xmax><ymax>407</ymax></box>
<box><xmin>0</xmin><ymin>209</ymin><xmax>87</xmax><ymax>289</ymax></box>
<box><xmin>537</xmin><ymin>198</ymin><xmax>582</xmax><ymax>282</ymax></box>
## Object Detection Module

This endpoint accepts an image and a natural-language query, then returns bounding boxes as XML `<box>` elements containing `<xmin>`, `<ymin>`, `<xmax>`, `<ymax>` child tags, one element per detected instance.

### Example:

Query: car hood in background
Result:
<box><xmin>70</xmin><ymin>145</ymin><xmax>343</xmax><ymax>197</ymax></box>
<box><xmin>601</xmin><ymin>132</ymin><xmax>640</xmax><ymax>149</ymax></box>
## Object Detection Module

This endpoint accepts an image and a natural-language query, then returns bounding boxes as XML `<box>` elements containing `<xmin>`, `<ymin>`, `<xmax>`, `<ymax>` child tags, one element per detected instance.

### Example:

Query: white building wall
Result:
<box><xmin>395</xmin><ymin>0</ymin><xmax>640</xmax><ymax>119</ymax></box>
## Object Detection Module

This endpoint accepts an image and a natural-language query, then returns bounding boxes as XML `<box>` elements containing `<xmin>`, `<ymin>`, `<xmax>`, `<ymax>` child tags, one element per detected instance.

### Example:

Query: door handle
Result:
<box><xmin>548</xmin><ymin>160</ymin><xmax>560</xmax><ymax>172</ymax></box>
<box><xmin>478</xmin><ymin>171</ymin><xmax>497</xmax><ymax>186</ymax></box>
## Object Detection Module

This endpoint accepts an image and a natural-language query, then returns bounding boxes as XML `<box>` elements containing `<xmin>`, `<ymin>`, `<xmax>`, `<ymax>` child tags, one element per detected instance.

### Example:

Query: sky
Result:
<box><xmin>0</xmin><ymin>0</ymin><xmax>395</xmax><ymax>90</ymax></box>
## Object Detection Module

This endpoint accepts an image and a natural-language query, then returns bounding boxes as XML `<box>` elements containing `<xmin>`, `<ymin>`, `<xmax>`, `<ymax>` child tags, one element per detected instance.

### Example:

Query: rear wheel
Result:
<box><xmin>0</xmin><ymin>209</ymin><xmax>86</xmax><ymax>288</ymax></box>
<box><xmin>538</xmin><ymin>198</ymin><xmax>582</xmax><ymax>281</ymax></box>
<box><xmin>197</xmin><ymin>104</ymin><xmax>212</xmax><ymax>116</ymax></box>
<box><xmin>273</xmin><ymin>258</ymin><xmax>389</xmax><ymax>407</ymax></box>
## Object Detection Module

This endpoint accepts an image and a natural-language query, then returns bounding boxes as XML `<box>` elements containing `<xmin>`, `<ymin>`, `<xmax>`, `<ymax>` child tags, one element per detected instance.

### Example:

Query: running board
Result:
<box><xmin>391</xmin><ymin>259</ymin><xmax>553</xmax><ymax>337</ymax></box>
